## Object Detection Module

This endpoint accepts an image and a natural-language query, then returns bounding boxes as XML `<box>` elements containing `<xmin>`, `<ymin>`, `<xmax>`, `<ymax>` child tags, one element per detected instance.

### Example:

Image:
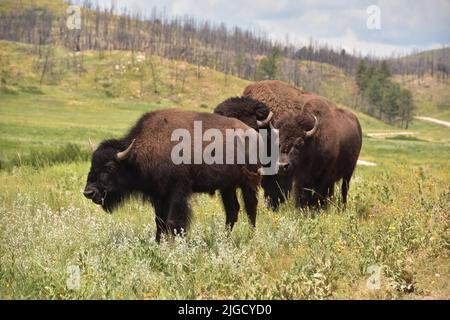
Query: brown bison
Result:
<box><xmin>214</xmin><ymin>80</ymin><xmax>362</xmax><ymax>208</ymax></box>
<box><xmin>215</xmin><ymin>96</ymin><xmax>289</xmax><ymax>209</ymax></box>
<box><xmin>84</xmin><ymin>109</ymin><xmax>261</xmax><ymax>242</ymax></box>
<box><xmin>215</xmin><ymin>80</ymin><xmax>307</xmax><ymax>209</ymax></box>
<box><xmin>275</xmin><ymin>98</ymin><xmax>362</xmax><ymax>207</ymax></box>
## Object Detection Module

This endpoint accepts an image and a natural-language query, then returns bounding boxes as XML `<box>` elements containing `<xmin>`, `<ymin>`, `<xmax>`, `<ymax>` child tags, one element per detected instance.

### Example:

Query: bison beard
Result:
<box><xmin>84</xmin><ymin>109</ymin><xmax>261</xmax><ymax>242</ymax></box>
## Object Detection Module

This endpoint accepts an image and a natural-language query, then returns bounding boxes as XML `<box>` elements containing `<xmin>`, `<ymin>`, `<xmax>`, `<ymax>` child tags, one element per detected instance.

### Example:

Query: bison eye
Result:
<box><xmin>104</xmin><ymin>162</ymin><xmax>116</xmax><ymax>173</ymax></box>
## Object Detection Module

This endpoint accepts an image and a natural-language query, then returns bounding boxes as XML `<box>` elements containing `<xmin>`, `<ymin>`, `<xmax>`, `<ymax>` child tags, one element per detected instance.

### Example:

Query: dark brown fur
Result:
<box><xmin>214</xmin><ymin>96</ymin><xmax>271</xmax><ymax>131</ymax></box>
<box><xmin>276</xmin><ymin>98</ymin><xmax>362</xmax><ymax>207</ymax></box>
<box><xmin>84</xmin><ymin>109</ymin><xmax>260</xmax><ymax>242</ymax></box>
<box><xmin>243</xmin><ymin>80</ymin><xmax>309</xmax><ymax>122</ymax></box>
<box><xmin>216</xmin><ymin>80</ymin><xmax>362</xmax><ymax>209</ymax></box>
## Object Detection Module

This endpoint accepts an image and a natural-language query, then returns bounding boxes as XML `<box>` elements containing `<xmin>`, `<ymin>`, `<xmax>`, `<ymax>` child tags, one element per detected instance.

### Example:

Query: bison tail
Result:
<box><xmin>241</xmin><ymin>166</ymin><xmax>261</xmax><ymax>192</ymax></box>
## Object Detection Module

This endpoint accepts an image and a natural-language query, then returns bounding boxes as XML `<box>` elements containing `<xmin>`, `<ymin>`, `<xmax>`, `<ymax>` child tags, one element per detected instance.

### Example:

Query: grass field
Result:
<box><xmin>0</xmin><ymin>41</ymin><xmax>449</xmax><ymax>299</ymax></box>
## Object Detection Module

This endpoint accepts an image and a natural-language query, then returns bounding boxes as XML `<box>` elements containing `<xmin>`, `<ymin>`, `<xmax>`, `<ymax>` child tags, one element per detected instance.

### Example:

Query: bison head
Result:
<box><xmin>84</xmin><ymin>139</ymin><xmax>136</xmax><ymax>213</ymax></box>
<box><xmin>214</xmin><ymin>97</ymin><xmax>273</xmax><ymax>130</ymax></box>
<box><xmin>275</xmin><ymin>112</ymin><xmax>319</xmax><ymax>175</ymax></box>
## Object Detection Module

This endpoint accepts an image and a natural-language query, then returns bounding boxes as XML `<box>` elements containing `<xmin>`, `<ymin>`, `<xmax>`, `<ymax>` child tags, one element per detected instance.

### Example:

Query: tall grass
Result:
<box><xmin>0</xmin><ymin>159</ymin><xmax>448</xmax><ymax>299</ymax></box>
<box><xmin>1</xmin><ymin>143</ymin><xmax>90</xmax><ymax>170</ymax></box>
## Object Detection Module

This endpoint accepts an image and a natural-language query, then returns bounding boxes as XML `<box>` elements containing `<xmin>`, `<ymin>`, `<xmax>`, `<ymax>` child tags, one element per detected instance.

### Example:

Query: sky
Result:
<box><xmin>94</xmin><ymin>0</ymin><xmax>450</xmax><ymax>57</ymax></box>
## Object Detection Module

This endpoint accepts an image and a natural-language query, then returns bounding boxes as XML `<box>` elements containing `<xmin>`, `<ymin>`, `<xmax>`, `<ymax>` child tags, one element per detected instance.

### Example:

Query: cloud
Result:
<box><xmin>95</xmin><ymin>0</ymin><xmax>450</xmax><ymax>56</ymax></box>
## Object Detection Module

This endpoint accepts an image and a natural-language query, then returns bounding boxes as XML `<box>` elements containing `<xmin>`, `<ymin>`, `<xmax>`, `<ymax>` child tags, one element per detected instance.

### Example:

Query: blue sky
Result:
<box><xmin>94</xmin><ymin>0</ymin><xmax>450</xmax><ymax>57</ymax></box>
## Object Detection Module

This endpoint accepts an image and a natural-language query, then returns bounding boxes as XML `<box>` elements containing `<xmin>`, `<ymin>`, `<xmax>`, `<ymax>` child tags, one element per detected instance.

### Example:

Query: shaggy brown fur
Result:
<box><xmin>84</xmin><ymin>109</ymin><xmax>261</xmax><ymax>242</ymax></box>
<box><xmin>214</xmin><ymin>96</ymin><xmax>271</xmax><ymax>131</ymax></box>
<box><xmin>215</xmin><ymin>80</ymin><xmax>362</xmax><ymax>209</ymax></box>
<box><xmin>276</xmin><ymin>99</ymin><xmax>362</xmax><ymax>207</ymax></box>
<box><xmin>242</xmin><ymin>80</ymin><xmax>309</xmax><ymax>121</ymax></box>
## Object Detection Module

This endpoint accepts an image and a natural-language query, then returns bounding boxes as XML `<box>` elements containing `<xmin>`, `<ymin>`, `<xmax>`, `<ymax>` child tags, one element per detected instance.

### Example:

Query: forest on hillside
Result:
<box><xmin>0</xmin><ymin>0</ymin><xmax>448</xmax><ymax>128</ymax></box>
<box><xmin>355</xmin><ymin>61</ymin><xmax>414</xmax><ymax>127</ymax></box>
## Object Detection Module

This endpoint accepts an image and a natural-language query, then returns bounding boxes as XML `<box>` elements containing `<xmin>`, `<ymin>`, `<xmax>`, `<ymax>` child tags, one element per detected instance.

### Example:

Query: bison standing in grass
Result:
<box><xmin>275</xmin><ymin>98</ymin><xmax>362</xmax><ymax>207</ymax></box>
<box><xmin>215</xmin><ymin>80</ymin><xmax>362</xmax><ymax>209</ymax></box>
<box><xmin>83</xmin><ymin>109</ymin><xmax>261</xmax><ymax>242</ymax></box>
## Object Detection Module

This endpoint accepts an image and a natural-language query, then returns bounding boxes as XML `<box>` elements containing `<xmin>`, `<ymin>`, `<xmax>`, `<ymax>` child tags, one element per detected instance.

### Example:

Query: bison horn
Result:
<box><xmin>257</xmin><ymin>111</ymin><xmax>273</xmax><ymax>128</ymax></box>
<box><xmin>116</xmin><ymin>139</ymin><xmax>136</xmax><ymax>161</ymax></box>
<box><xmin>88</xmin><ymin>138</ymin><xmax>97</xmax><ymax>152</ymax></box>
<box><xmin>305</xmin><ymin>115</ymin><xmax>319</xmax><ymax>139</ymax></box>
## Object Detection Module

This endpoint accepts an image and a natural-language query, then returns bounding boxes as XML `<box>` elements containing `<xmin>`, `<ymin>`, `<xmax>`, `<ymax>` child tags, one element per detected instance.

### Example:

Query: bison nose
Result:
<box><xmin>83</xmin><ymin>188</ymin><xmax>96</xmax><ymax>199</ymax></box>
<box><xmin>279</xmin><ymin>162</ymin><xmax>290</xmax><ymax>172</ymax></box>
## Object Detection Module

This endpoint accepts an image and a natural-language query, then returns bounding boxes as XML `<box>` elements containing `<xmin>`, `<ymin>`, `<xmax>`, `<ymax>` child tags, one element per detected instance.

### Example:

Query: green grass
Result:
<box><xmin>0</xmin><ymin>160</ymin><xmax>448</xmax><ymax>299</ymax></box>
<box><xmin>0</xmin><ymin>40</ymin><xmax>449</xmax><ymax>299</ymax></box>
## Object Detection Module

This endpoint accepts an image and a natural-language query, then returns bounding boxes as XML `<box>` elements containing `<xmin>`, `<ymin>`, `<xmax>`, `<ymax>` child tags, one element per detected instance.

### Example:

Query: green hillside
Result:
<box><xmin>391</xmin><ymin>46</ymin><xmax>450</xmax><ymax>74</ymax></box>
<box><xmin>395</xmin><ymin>74</ymin><xmax>450</xmax><ymax>120</ymax></box>
<box><xmin>0</xmin><ymin>38</ymin><xmax>449</xmax><ymax>299</ymax></box>
<box><xmin>0</xmin><ymin>40</ymin><xmax>250</xmax><ymax>165</ymax></box>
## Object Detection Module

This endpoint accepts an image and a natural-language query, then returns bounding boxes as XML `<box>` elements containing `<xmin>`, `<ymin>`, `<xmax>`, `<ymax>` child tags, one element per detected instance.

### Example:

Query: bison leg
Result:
<box><xmin>261</xmin><ymin>174</ymin><xmax>293</xmax><ymax>211</ymax></box>
<box><xmin>341</xmin><ymin>176</ymin><xmax>351</xmax><ymax>206</ymax></box>
<box><xmin>295</xmin><ymin>183</ymin><xmax>312</xmax><ymax>208</ymax></box>
<box><xmin>327</xmin><ymin>182</ymin><xmax>335</xmax><ymax>198</ymax></box>
<box><xmin>241</xmin><ymin>185</ymin><xmax>258</xmax><ymax>227</ymax></box>
<box><xmin>152</xmin><ymin>196</ymin><xmax>170</xmax><ymax>243</ymax></box>
<box><xmin>313</xmin><ymin>179</ymin><xmax>334</xmax><ymax>208</ymax></box>
<box><xmin>166</xmin><ymin>187</ymin><xmax>192</xmax><ymax>237</ymax></box>
<box><xmin>318</xmin><ymin>182</ymin><xmax>336</xmax><ymax>209</ymax></box>
<box><xmin>220</xmin><ymin>188</ymin><xmax>240</xmax><ymax>231</ymax></box>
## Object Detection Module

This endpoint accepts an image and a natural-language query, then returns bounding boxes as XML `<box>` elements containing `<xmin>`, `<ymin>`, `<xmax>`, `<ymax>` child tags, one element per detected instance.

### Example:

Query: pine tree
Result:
<box><xmin>355</xmin><ymin>60</ymin><xmax>367</xmax><ymax>91</ymax></box>
<box><xmin>257</xmin><ymin>47</ymin><xmax>281</xmax><ymax>80</ymax></box>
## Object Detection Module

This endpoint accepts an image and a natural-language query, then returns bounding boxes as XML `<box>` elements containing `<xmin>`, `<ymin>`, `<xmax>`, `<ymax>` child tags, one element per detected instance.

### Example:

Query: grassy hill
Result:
<box><xmin>0</xmin><ymin>40</ymin><xmax>250</xmax><ymax>166</ymax></box>
<box><xmin>293</xmin><ymin>59</ymin><xmax>450</xmax><ymax>125</ymax></box>
<box><xmin>0</xmin><ymin>40</ymin><xmax>449</xmax><ymax>299</ymax></box>
<box><xmin>395</xmin><ymin>74</ymin><xmax>450</xmax><ymax>120</ymax></box>
<box><xmin>295</xmin><ymin>60</ymin><xmax>356</xmax><ymax>107</ymax></box>
<box><xmin>0</xmin><ymin>0</ymin><xmax>66</xmax><ymax>12</ymax></box>
<box><xmin>2</xmin><ymin>40</ymin><xmax>448</xmax><ymax>167</ymax></box>
<box><xmin>390</xmin><ymin>46</ymin><xmax>450</xmax><ymax>74</ymax></box>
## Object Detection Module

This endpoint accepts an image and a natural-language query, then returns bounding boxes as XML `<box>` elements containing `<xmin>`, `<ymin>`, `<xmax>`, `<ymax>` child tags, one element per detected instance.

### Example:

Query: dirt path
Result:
<box><xmin>357</xmin><ymin>160</ymin><xmax>377</xmax><ymax>167</ymax></box>
<box><xmin>366</xmin><ymin>132</ymin><xmax>416</xmax><ymax>137</ymax></box>
<box><xmin>415</xmin><ymin>116</ymin><xmax>450</xmax><ymax>128</ymax></box>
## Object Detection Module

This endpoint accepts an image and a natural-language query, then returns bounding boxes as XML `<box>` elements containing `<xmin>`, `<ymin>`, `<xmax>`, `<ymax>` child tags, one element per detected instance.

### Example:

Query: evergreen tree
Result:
<box><xmin>398</xmin><ymin>89</ymin><xmax>414</xmax><ymax>128</ymax></box>
<box><xmin>378</xmin><ymin>60</ymin><xmax>391</xmax><ymax>82</ymax></box>
<box><xmin>257</xmin><ymin>47</ymin><xmax>281</xmax><ymax>80</ymax></box>
<box><xmin>355</xmin><ymin>60</ymin><xmax>367</xmax><ymax>91</ymax></box>
<box><xmin>355</xmin><ymin>59</ymin><xmax>414</xmax><ymax>127</ymax></box>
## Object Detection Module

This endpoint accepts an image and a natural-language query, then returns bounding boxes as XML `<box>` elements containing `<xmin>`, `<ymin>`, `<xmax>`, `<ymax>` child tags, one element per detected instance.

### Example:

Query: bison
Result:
<box><xmin>215</xmin><ymin>80</ymin><xmax>307</xmax><ymax>209</ymax></box>
<box><xmin>214</xmin><ymin>80</ymin><xmax>362</xmax><ymax>208</ymax></box>
<box><xmin>275</xmin><ymin>99</ymin><xmax>362</xmax><ymax>207</ymax></box>
<box><xmin>83</xmin><ymin>109</ymin><xmax>261</xmax><ymax>242</ymax></box>
<box><xmin>215</xmin><ymin>96</ymin><xmax>287</xmax><ymax>209</ymax></box>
